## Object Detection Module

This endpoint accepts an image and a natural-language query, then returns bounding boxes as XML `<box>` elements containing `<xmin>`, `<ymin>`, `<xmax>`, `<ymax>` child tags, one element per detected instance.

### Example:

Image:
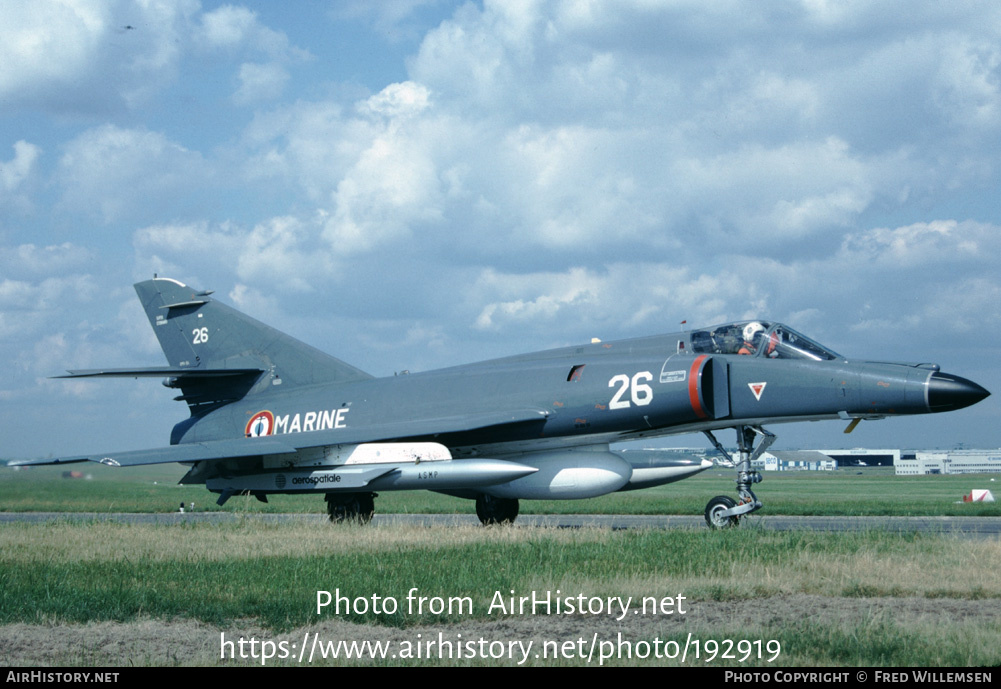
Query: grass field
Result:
<box><xmin>2</xmin><ymin>462</ymin><xmax>1000</xmax><ymax>666</ymax></box>
<box><xmin>1</xmin><ymin>520</ymin><xmax>999</xmax><ymax>666</ymax></box>
<box><xmin>3</xmin><ymin>461</ymin><xmax>999</xmax><ymax>517</ymax></box>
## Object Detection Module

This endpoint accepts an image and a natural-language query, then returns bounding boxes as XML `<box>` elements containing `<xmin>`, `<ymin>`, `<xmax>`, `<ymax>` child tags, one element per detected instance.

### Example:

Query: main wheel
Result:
<box><xmin>475</xmin><ymin>495</ymin><xmax>519</xmax><ymax>525</ymax></box>
<box><xmin>704</xmin><ymin>495</ymin><xmax>739</xmax><ymax>529</ymax></box>
<box><xmin>325</xmin><ymin>492</ymin><xmax>375</xmax><ymax>524</ymax></box>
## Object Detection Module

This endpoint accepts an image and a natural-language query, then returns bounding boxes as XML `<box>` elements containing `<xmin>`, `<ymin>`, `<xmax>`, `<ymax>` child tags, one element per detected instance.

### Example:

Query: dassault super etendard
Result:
<box><xmin>13</xmin><ymin>277</ymin><xmax>989</xmax><ymax>527</ymax></box>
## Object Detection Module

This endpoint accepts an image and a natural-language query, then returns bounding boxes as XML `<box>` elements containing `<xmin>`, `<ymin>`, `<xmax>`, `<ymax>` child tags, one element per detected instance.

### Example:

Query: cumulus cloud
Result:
<box><xmin>196</xmin><ymin>4</ymin><xmax>309</xmax><ymax>106</ymax></box>
<box><xmin>197</xmin><ymin>4</ymin><xmax>258</xmax><ymax>49</ymax></box>
<box><xmin>57</xmin><ymin>125</ymin><xmax>210</xmax><ymax>224</ymax></box>
<box><xmin>323</xmin><ymin>131</ymin><xmax>444</xmax><ymax>254</ymax></box>
<box><xmin>471</xmin><ymin>264</ymin><xmax>745</xmax><ymax>338</ymax></box>
<box><xmin>0</xmin><ymin>0</ymin><xmax>199</xmax><ymax>113</ymax></box>
<box><xmin>1</xmin><ymin>141</ymin><xmax>40</xmax><ymax>192</ymax></box>
<box><xmin>0</xmin><ymin>140</ymin><xmax>41</xmax><ymax>214</ymax></box>
<box><xmin>360</xmin><ymin>81</ymin><xmax>431</xmax><ymax>118</ymax></box>
<box><xmin>4</xmin><ymin>2</ymin><xmax>1001</xmax><ymax>453</ymax></box>
<box><xmin>0</xmin><ymin>243</ymin><xmax>92</xmax><ymax>277</ymax></box>
<box><xmin>242</xmin><ymin>82</ymin><xmax>447</xmax><ymax>256</ymax></box>
<box><xmin>838</xmin><ymin>220</ymin><xmax>1000</xmax><ymax>268</ymax></box>
<box><xmin>238</xmin><ymin>216</ymin><xmax>336</xmax><ymax>290</ymax></box>
<box><xmin>133</xmin><ymin>216</ymin><xmax>336</xmax><ymax>293</ymax></box>
<box><xmin>0</xmin><ymin>275</ymin><xmax>98</xmax><ymax>342</ymax></box>
<box><xmin>197</xmin><ymin>4</ymin><xmax>306</xmax><ymax>60</ymax></box>
<box><xmin>233</xmin><ymin>62</ymin><xmax>290</xmax><ymax>105</ymax></box>
<box><xmin>332</xmin><ymin>0</ymin><xmax>449</xmax><ymax>43</ymax></box>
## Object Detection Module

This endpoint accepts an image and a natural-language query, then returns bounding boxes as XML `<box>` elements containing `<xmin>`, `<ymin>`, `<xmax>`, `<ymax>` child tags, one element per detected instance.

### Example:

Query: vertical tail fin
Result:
<box><xmin>134</xmin><ymin>278</ymin><xmax>372</xmax><ymax>394</ymax></box>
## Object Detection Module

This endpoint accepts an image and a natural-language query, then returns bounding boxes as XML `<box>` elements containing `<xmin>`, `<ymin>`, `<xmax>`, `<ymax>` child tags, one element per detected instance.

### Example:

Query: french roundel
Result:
<box><xmin>246</xmin><ymin>411</ymin><xmax>275</xmax><ymax>437</ymax></box>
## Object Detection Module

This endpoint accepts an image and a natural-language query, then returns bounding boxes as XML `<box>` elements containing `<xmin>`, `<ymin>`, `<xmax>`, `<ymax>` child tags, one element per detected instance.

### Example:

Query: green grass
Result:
<box><xmin>2</xmin><ymin>522</ymin><xmax>998</xmax><ymax>630</ymax></box>
<box><xmin>2</xmin><ymin>521</ymin><xmax>1000</xmax><ymax>666</ymax></box>
<box><xmin>3</xmin><ymin>462</ymin><xmax>999</xmax><ymax>517</ymax></box>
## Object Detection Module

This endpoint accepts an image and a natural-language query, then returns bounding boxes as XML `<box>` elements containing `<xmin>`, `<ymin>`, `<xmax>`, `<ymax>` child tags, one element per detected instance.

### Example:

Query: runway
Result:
<box><xmin>1</xmin><ymin>512</ymin><xmax>999</xmax><ymax>538</ymax></box>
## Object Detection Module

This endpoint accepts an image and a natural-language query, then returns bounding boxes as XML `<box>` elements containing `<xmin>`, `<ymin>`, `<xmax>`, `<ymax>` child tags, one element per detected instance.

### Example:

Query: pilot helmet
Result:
<box><xmin>743</xmin><ymin>322</ymin><xmax>765</xmax><ymax>342</ymax></box>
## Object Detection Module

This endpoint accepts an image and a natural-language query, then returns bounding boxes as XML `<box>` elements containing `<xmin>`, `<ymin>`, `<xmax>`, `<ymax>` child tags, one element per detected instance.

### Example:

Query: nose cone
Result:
<box><xmin>928</xmin><ymin>372</ymin><xmax>990</xmax><ymax>412</ymax></box>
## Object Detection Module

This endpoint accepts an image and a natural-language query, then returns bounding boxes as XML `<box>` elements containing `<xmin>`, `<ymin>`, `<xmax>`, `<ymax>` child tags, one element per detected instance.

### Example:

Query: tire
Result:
<box><xmin>326</xmin><ymin>492</ymin><xmax>375</xmax><ymax>524</ymax></box>
<box><xmin>475</xmin><ymin>495</ymin><xmax>519</xmax><ymax>525</ymax></box>
<box><xmin>704</xmin><ymin>495</ymin><xmax>739</xmax><ymax>529</ymax></box>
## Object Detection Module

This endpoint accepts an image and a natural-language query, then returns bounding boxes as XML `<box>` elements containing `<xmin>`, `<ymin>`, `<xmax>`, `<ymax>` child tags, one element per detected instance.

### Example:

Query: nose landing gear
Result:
<box><xmin>702</xmin><ymin>425</ymin><xmax>773</xmax><ymax>529</ymax></box>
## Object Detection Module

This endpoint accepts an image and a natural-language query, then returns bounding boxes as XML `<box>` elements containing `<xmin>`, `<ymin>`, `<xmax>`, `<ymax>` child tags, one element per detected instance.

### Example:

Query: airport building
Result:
<box><xmin>894</xmin><ymin>450</ymin><xmax>1001</xmax><ymax>475</ymax></box>
<box><xmin>820</xmin><ymin>448</ymin><xmax>900</xmax><ymax>468</ymax></box>
<box><xmin>751</xmin><ymin>449</ymin><xmax>898</xmax><ymax>471</ymax></box>
<box><xmin>638</xmin><ymin>446</ymin><xmax>1001</xmax><ymax>475</ymax></box>
<box><xmin>753</xmin><ymin>451</ymin><xmax>837</xmax><ymax>471</ymax></box>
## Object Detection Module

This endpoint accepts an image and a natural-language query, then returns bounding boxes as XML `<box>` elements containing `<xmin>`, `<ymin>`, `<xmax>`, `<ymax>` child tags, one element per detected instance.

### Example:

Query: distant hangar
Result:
<box><xmin>634</xmin><ymin>447</ymin><xmax>1000</xmax><ymax>474</ymax></box>
<box><xmin>894</xmin><ymin>450</ymin><xmax>1001</xmax><ymax>475</ymax></box>
<box><xmin>747</xmin><ymin>447</ymin><xmax>1001</xmax><ymax>474</ymax></box>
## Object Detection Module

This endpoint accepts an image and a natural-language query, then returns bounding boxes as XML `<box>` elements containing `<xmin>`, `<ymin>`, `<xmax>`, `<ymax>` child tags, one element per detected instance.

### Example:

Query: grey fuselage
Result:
<box><xmin>172</xmin><ymin>328</ymin><xmax>963</xmax><ymax>469</ymax></box>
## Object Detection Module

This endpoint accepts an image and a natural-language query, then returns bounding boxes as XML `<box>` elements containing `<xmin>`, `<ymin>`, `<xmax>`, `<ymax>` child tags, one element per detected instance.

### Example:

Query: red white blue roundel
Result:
<box><xmin>246</xmin><ymin>411</ymin><xmax>275</xmax><ymax>437</ymax></box>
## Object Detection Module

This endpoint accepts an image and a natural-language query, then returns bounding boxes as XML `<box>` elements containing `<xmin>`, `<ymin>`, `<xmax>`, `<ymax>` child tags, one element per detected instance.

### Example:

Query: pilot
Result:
<box><xmin>738</xmin><ymin>322</ymin><xmax>765</xmax><ymax>355</ymax></box>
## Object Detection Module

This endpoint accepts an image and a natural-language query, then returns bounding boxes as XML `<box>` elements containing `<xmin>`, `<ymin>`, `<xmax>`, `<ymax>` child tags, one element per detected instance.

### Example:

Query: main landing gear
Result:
<box><xmin>475</xmin><ymin>494</ymin><xmax>519</xmax><ymax>525</ymax></box>
<box><xmin>325</xmin><ymin>492</ymin><xmax>376</xmax><ymax>524</ymax></box>
<box><xmin>702</xmin><ymin>425</ymin><xmax>774</xmax><ymax>529</ymax></box>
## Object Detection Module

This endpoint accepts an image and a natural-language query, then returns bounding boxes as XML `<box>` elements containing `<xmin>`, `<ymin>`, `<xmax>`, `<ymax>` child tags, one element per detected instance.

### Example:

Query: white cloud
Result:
<box><xmin>933</xmin><ymin>38</ymin><xmax>1001</xmax><ymax>133</ymax></box>
<box><xmin>1</xmin><ymin>141</ymin><xmax>41</xmax><ymax>192</ymax></box>
<box><xmin>134</xmin><ymin>221</ymin><xmax>243</xmax><ymax>257</ymax></box>
<box><xmin>197</xmin><ymin>4</ymin><xmax>306</xmax><ymax>60</ymax></box>
<box><xmin>838</xmin><ymin>220</ymin><xmax>1000</xmax><ymax>268</ymax></box>
<box><xmin>242</xmin><ymin>100</ymin><xmax>367</xmax><ymax>200</ymax></box>
<box><xmin>0</xmin><ymin>243</ymin><xmax>91</xmax><ymax>276</ymax></box>
<box><xmin>233</xmin><ymin>62</ymin><xmax>290</xmax><ymax>105</ymax></box>
<box><xmin>471</xmin><ymin>264</ymin><xmax>745</xmax><ymax>336</ymax></box>
<box><xmin>237</xmin><ymin>216</ymin><xmax>335</xmax><ymax>290</ymax></box>
<box><xmin>333</xmin><ymin>0</ymin><xmax>452</xmax><ymax>43</ymax></box>
<box><xmin>196</xmin><ymin>3</ymin><xmax>310</xmax><ymax>105</ymax></box>
<box><xmin>0</xmin><ymin>1</ymin><xmax>108</xmax><ymax>102</ymax></box>
<box><xmin>360</xmin><ymin>81</ymin><xmax>431</xmax><ymax>118</ymax></box>
<box><xmin>0</xmin><ymin>275</ymin><xmax>98</xmax><ymax>342</ymax></box>
<box><xmin>198</xmin><ymin>4</ymin><xmax>257</xmax><ymax>48</ymax></box>
<box><xmin>324</xmin><ymin>154</ymin><xmax>443</xmax><ymax>253</ymax></box>
<box><xmin>57</xmin><ymin>125</ymin><xmax>210</xmax><ymax>224</ymax></box>
<box><xmin>0</xmin><ymin>0</ymin><xmax>198</xmax><ymax>112</ymax></box>
<box><xmin>0</xmin><ymin>140</ymin><xmax>41</xmax><ymax>213</ymax></box>
<box><xmin>321</xmin><ymin>84</ymin><xmax>446</xmax><ymax>254</ymax></box>
<box><xmin>133</xmin><ymin>216</ymin><xmax>337</xmax><ymax>293</ymax></box>
<box><xmin>5</xmin><ymin>2</ymin><xmax>1001</xmax><ymax>453</ymax></box>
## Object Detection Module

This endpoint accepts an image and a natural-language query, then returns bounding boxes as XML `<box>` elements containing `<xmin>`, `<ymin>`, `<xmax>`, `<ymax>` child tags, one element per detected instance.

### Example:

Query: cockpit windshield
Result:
<box><xmin>689</xmin><ymin>321</ymin><xmax>841</xmax><ymax>361</ymax></box>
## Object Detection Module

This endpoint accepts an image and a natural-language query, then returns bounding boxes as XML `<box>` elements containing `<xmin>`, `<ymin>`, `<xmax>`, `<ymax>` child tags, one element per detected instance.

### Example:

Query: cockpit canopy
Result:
<box><xmin>690</xmin><ymin>321</ymin><xmax>841</xmax><ymax>361</ymax></box>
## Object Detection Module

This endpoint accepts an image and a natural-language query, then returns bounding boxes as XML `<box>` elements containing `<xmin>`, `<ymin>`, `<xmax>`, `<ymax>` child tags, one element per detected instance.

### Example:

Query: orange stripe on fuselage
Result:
<box><xmin>688</xmin><ymin>355</ymin><xmax>708</xmax><ymax>419</ymax></box>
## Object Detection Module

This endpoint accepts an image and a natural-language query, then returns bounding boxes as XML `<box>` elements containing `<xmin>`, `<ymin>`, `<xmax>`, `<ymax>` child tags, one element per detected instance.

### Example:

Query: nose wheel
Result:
<box><xmin>702</xmin><ymin>425</ymin><xmax>773</xmax><ymax>529</ymax></box>
<box><xmin>704</xmin><ymin>495</ymin><xmax>739</xmax><ymax>528</ymax></box>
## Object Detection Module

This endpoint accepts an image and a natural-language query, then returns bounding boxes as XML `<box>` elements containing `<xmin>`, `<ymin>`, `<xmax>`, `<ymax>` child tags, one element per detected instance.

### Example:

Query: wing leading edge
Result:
<box><xmin>54</xmin><ymin>367</ymin><xmax>266</xmax><ymax>379</ymax></box>
<box><xmin>9</xmin><ymin>408</ymin><xmax>550</xmax><ymax>468</ymax></box>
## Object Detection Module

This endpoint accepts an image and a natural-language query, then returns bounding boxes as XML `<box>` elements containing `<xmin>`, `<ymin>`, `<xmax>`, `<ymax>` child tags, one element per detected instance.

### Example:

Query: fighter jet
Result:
<box><xmin>11</xmin><ymin>278</ymin><xmax>990</xmax><ymax>527</ymax></box>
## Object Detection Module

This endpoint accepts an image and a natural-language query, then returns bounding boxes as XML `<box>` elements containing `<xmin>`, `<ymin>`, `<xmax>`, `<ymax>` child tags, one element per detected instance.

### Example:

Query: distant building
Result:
<box><xmin>754</xmin><ymin>451</ymin><xmax>837</xmax><ymax>471</ymax></box>
<box><xmin>630</xmin><ymin>446</ymin><xmax>1001</xmax><ymax>476</ymax></box>
<box><xmin>820</xmin><ymin>448</ymin><xmax>900</xmax><ymax>468</ymax></box>
<box><xmin>895</xmin><ymin>450</ymin><xmax>1001</xmax><ymax>475</ymax></box>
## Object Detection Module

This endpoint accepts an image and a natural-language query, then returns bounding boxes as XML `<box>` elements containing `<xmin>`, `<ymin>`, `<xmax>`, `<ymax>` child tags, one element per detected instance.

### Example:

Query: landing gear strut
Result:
<box><xmin>475</xmin><ymin>494</ymin><xmax>519</xmax><ymax>525</ymax></box>
<box><xmin>325</xmin><ymin>492</ymin><xmax>376</xmax><ymax>524</ymax></box>
<box><xmin>702</xmin><ymin>425</ymin><xmax>773</xmax><ymax>529</ymax></box>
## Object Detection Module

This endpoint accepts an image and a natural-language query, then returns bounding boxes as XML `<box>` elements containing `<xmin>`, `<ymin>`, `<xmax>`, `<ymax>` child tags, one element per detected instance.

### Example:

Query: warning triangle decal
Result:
<box><xmin>748</xmin><ymin>382</ymin><xmax>767</xmax><ymax>401</ymax></box>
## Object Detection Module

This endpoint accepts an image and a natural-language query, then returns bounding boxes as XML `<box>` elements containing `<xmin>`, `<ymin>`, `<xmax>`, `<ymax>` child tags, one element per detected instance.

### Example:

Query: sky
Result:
<box><xmin>2</xmin><ymin>0</ymin><xmax>1000</xmax><ymax>459</ymax></box>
